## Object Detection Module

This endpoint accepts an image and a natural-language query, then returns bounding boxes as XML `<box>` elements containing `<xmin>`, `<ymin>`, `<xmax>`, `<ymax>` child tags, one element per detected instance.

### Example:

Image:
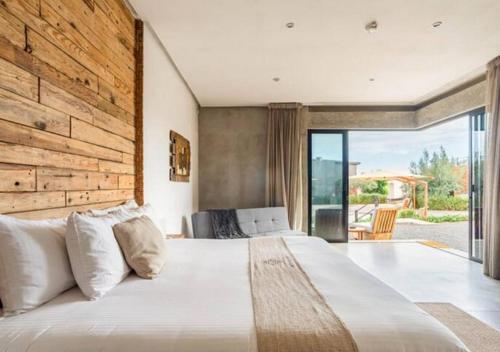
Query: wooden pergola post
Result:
<box><xmin>422</xmin><ymin>181</ymin><xmax>429</xmax><ymax>219</ymax></box>
<box><xmin>412</xmin><ymin>183</ymin><xmax>416</xmax><ymax>211</ymax></box>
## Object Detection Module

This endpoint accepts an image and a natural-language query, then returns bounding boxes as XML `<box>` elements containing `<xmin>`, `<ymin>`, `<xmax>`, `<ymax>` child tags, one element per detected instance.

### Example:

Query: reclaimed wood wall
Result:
<box><xmin>0</xmin><ymin>0</ymin><xmax>139</xmax><ymax>220</ymax></box>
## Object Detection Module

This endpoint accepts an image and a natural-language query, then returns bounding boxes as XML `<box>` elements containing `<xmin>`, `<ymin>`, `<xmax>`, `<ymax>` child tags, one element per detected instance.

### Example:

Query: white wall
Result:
<box><xmin>143</xmin><ymin>25</ymin><xmax>199</xmax><ymax>236</ymax></box>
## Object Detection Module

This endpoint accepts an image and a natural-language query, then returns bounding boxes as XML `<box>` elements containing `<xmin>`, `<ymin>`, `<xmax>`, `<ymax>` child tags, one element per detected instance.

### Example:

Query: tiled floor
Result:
<box><xmin>333</xmin><ymin>241</ymin><xmax>500</xmax><ymax>330</ymax></box>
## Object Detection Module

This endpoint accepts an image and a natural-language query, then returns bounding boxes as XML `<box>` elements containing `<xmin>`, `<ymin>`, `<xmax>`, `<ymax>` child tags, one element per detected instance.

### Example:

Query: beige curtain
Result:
<box><xmin>266</xmin><ymin>103</ymin><xmax>302</xmax><ymax>230</ymax></box>
<box><xmin>484</xmin><ymin>56</ymin><xmax>500</xmax><ymax>279</ymax></box>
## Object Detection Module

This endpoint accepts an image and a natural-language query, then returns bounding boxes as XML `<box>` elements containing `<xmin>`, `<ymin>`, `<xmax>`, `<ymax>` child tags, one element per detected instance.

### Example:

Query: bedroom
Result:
<box><xmin>1</xmin><ymin>0</ymin><xmax>500</xmax><ymax>351</ymax></box>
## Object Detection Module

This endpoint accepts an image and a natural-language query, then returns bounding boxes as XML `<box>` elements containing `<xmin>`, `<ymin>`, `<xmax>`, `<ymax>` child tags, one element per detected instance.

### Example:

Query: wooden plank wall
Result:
<box><xmin>0</xmin><ymin>0</ymin><xmax>138</xmax><ymax>220</ymax></box>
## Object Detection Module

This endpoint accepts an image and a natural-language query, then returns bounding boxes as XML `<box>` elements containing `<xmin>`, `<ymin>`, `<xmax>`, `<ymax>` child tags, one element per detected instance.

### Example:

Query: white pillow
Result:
<box><xmin>88</xmin><ymin>199</ymin><xmax>138</xmax><ymax>216</ymax></box>
<box><xmin>0</xmin><ymin>215</ymin><xmax>75</xmax><ymax>316</ymax></box>
<box><xmin>116</xmin><ymin>203</ymin><xmax>161</xmax><ymax>230</ymax></box>
<box><xmin>66</xmin><ymin>211</ymin><xmax>133</xmax><ymax>300</ymax></box>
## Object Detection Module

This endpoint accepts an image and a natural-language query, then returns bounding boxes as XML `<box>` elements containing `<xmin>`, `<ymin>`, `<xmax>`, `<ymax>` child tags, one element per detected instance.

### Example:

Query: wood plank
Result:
<box><xmin>110</xmin><ymin>0</ymin><xmax>134</xmax><ymax>24</ymax></box>
<box><xmin>71</xmin><ymin>118</ymin><xmax>135</xmax><ymax>154</ymax></box>
<box><xmin>93</xmin><ymin>0</ymin><xmax>134</xmax><ymax>50</ymax></box>
<box><xmin>99</xmin><ymin>160</ymin><xmax>134</xmax><ymax>175</ymax></box>
<box><xmin>40</xmin><ymin>0</ymin><xmax>135</xmax><ymax>86</ymax></box>
<box><xmin>43</xmin><ymin>0</ymin><xmax>134</xmax><ymax>71</ymax></box>
<box><xmin>37</xmin><ymin>168</ymin><xmax>118</xmax><ymax>191</ymax></box>
<box><xmin>70</xmin><ymin>0</ymin><xmax>135</xmax><ymax>55</ymax></box>
<box><xmin>1</xmin><ymin>0</ymin><xmax>40</xmax><ymax>17</ymax></box>
<box><xmin>98</xmin><ymin>76</ymin><xmax>134</xmax><ymax>114</ymax></box>
<box><xmin>0</xmin><ymin>35</ymin><xmax>99</xmax><ymax>110</ymax></box>
<box><xmin>0</xmin><ymin>118</ymin><xmax>122</xmax><ymax>162</ymax></box>
<box><xmin>94</xmin><ymin>0</ymin><xmax>134</xmax><ymax>40</ymax></box>
<box><xmin>122</xmin><ymin>153</ymin><xmax>133</xmax><ymax>164</ymax></box>
<box><xmin>118</xmin><ymin>175</ymin><xmax>134</xmax><ymax>189</ymax></box>
<box><xmin>0</xmin><ymin>164</ymin><xmax>35</xmax><ymax>192</ymax></box>
<box><xmin>82</xmin><ymin>0</ymin><xmax>95</xmax><ymax>11</ymax></box>
<box><xmin>27</xmin><ymin>28</ymin><xmax>98</xmax><ymax>92</ymax></box>
<box><xmin>0</xmin><ymin>142</ymin><xmax>99</xmax><ymax>171</ymax></box>
<box><xmin>0</xmin><ymin>0</ymin><xmax>137</xmax><ymax>216</ymax></box>
<box><xmin>66</xmin><ymin>189</ymin><xmax>133</xmax><ymax>206</ymax></box>
<box><xmin>0</xmin><ymin>191</ymin><xmax>66</xmax><ymax>213</ymax></box>
<box><xmin>0</xmin><ymin>57</ymin><xmax>38</xmax><ymax>101</ymax></box>
<box><xmin>96</xmin><ymin>94</ymin><xmax>134</xmax><ymax>125</ymax></box>
<box><xmin>40</xmin><ymin>80</ymin><xmax>95</xmax><ymax>124</ymax></box>
<box><xmin>113</xmin><ymin>74</ymin><xmax>133</xmax><ymax>97</ymax></box>
<box><xmin>1</xmin><ymin>0</ymin><xmax>117</xmax><ymax>86</ymax></box>
<box><xmin>0</xmin><ymin>6</ymin><xmax>25</xmax><ymax>48</ymax></box>
<box><xmin>0</xmin><ymin>87</ymin><xmax>70</xmax><ymax>136</ymax></box>
<box><xmin>0</xmin><ymin>36</ymin><xmax>132</xmax><ymax>124</ymax></box>
<box><xmin>9</xmin><ymin>200</ymin><xmax>125</xmax><ymax>220</ymax></box>
<box><xmin>15</xmin><ymin>3</ymin><xmax>117</xmax><ymax>86</ymax></box>
<box><xmin>94</xmin><ymin>109</ymin><xmax>135</xmax><ymax>140</ymax></box>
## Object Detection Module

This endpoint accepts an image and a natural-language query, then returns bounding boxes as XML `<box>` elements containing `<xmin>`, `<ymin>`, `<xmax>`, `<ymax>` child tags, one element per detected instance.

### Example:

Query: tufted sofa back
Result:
<box><xmin>191</xmin><ymin>207</ymin><xmax>290</xmax><ymax>239</ymax></box>
<box><xmin>236</xmin><ymin>207</ymin><xmax>290</xmax><ymax>235</ymax></box>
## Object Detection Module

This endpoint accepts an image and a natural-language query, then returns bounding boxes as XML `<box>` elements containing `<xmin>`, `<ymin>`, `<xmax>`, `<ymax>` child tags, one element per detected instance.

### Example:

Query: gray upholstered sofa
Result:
<box><xmin>191</xmin><ymin>207</ymin><xmax>307</xmax><ymax>239</ymax></box>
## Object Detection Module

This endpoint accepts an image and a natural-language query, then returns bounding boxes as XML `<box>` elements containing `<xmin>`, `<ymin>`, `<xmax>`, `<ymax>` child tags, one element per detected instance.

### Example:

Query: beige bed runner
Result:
<box><xmin>249</xmin><ymin>237</ymin><xmax>359</xmax><ymax>352</ymax></box>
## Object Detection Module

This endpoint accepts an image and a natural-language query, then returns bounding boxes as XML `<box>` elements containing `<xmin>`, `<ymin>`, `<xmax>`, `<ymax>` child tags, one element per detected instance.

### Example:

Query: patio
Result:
<box><xmin>347</xmin><ymin>170</ymin><xmax>470</xmax><ymax>254</ymax></box>
<box><xmin>349</xmin><ymin>204</ymin><xmax>469</xmax><ymax>254</ymax></box>
<box><xmin>393</xmin><ymin>220</ymin><xmax>468</xmax><ymax>253</ymax></box>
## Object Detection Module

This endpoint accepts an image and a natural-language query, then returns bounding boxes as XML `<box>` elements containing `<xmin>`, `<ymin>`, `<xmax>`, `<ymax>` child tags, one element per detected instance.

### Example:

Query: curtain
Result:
<box><xmin>484</xmin><ymin>56</ymin><xmax>500</xmax><ymax>279</ymax></box>
<box><xmin>266</xmin><ymin>103</ymin><xmax>302</xmax><ymax>230</ymax></box>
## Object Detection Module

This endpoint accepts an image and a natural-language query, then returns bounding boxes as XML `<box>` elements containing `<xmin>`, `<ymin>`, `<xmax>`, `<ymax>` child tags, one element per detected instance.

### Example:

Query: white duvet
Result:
<box><xmin>0</xmin><ymin>237</ymin><xmax>468</xmax><ymax>352</ymax></box>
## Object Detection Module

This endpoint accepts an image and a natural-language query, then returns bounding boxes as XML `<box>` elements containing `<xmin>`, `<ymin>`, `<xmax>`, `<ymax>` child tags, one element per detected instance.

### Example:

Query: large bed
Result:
<box><xmin>0</xmin><ymin>236</ymin><xmax>467</xmax><ymax>352</ymax></box>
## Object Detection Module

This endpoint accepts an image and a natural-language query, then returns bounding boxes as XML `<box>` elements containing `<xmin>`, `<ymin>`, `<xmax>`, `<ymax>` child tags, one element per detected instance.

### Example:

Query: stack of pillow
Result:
<box><xmin>0</xmin><ymin>200</ymin><xmax>167</xmax><ymax>317</ymax></box>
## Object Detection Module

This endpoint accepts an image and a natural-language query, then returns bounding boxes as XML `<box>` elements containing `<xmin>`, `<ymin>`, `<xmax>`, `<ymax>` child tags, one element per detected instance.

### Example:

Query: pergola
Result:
<box><xmin>349</xmin><ymin>171</ymin><xmax>432</xmax><ymax>218</ymax></box>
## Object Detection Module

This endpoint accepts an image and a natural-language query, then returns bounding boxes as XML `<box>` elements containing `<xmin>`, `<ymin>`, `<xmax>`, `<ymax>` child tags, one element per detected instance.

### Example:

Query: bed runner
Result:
<box><xmin>249</xmin><ymin>237</ymin><xmax>359</xmax><ymax>352</ymax></box>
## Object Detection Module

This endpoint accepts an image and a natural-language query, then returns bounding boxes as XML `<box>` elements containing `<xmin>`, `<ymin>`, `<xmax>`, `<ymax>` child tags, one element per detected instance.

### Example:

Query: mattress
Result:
<box><xmin>0</xmin><ymin>237</ymin><xmax>468</xmax><ymax>352</ymax></box>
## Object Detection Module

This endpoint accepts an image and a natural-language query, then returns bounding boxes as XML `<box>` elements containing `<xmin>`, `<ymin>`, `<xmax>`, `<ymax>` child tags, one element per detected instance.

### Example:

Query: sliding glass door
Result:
<box><xmin>308</xmin><ymin>130</ymin><xmax>348</xmax><ymax>242</ymax></box>
<box><xmin>469</xmin><ymin>108</ymin><xmax>486</xmax><ymax>262</ymax></box>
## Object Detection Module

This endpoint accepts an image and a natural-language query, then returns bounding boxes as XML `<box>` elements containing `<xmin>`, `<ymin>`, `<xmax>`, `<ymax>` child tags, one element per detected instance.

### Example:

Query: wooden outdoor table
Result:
<box><xmin>348</xmin><ymin>226</ymin><xmax>367</xmax><ymax>240</ymax></box>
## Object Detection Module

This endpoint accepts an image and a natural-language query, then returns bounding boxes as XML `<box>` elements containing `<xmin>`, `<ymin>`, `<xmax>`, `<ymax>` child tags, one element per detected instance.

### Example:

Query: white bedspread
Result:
<box><xmin>0</xmin><ymin>237</ymin><xmax>468</xmax><ymax>352</ymax></box>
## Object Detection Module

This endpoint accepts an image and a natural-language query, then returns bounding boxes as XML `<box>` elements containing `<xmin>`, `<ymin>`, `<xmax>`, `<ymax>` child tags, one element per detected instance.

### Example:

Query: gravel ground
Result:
<box><xmin>393</xmin><ymin>222</ymin><xmax>469</xmax><ymax>252</ymax></box>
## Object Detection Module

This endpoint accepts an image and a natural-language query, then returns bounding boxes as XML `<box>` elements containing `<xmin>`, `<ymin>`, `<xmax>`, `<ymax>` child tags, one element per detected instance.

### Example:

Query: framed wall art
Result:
<box><xmin>169</xmin><ymin>131</ymin><xmax>191</xmax><ymax>182</ymax></box>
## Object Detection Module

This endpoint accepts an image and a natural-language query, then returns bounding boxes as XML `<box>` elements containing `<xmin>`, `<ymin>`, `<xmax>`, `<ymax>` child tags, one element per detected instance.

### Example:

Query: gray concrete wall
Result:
<box><xmin>304</xmin><ymin>110</ymin><xmax>416</xmax><ymax>130</ymax></box>
<box><xmin>198</xmin><ymin>79</ymin><xmax>486</xmax><ymax>220</ymax></box>
<box><xmin>416</xmin><ymin>80</ymin><xmax>486</xmax><ymax>128</ymax></box>
<box><xmin>198</xmin><ymin>107</ymin><xmax>268</xmax><ymax>210</ymax></box>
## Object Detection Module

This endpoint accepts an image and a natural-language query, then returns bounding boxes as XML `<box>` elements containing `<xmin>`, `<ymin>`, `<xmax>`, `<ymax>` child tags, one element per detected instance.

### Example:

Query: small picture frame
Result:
<box><xmin>169</xmin><ymin>131</ymin><xmax>191</xmax><ymax>182</ymax></box>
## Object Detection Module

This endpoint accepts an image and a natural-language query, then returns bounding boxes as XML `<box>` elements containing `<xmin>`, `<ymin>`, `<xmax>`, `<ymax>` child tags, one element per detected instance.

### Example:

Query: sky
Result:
<box><xmin>311</xmin><ymin>115</ymin><xmax>469</xmax><ymax>174</ymax></box>
<box><xmin>311</xmin><ymin>133</ymin><xmax>344</xmax><ymax>161</ymax></box>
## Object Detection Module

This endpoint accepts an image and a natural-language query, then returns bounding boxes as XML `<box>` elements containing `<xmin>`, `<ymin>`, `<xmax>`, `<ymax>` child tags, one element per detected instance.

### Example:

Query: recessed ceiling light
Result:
<box><xmin>273</xmin><ymin>77</ymin><xmax>281</xmax><ymax>82</ymax></box>
<box><xmin>365</xmin><ymin>21</ymin><xmax>378</xmax><ymax>33</ymax></box>
<box><xmin>433</xmin><ymin>21</ymin><xmax>443</xmax><ymax>28</ymax></box>
<box><xmin>286</xmin><ymin>22</ymin><xmax>295</xmax><ymax>29</ymax></box>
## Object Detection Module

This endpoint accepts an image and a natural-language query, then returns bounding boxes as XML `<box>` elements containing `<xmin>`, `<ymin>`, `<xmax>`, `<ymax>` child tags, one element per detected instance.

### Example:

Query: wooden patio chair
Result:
<box><xmin>401</xmin><ymin>197</ymin><xmax>411</xmax><ymax>209</ymax></box>
<box><xmin>357</xmin><ymin>207</ymin><xmax>399</xmax><ymax>240</ymax></box>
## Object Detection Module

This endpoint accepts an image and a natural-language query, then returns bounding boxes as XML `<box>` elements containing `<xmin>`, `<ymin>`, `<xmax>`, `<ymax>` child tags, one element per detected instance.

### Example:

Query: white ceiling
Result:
<box><xmin>130</xmin><ymin>0</ymin><xmax>500</xmax><ymax>107</ymax></box>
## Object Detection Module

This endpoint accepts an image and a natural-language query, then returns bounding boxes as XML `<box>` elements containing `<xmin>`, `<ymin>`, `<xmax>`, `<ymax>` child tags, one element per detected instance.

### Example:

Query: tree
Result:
<box><xmin>360</xmin><ymin>180</ymin><xmax>388</xmax><ymax>195</ymax></box>
<box><xmin>350</xmin><ymin>179</ymin><xmax>389</xmax><ymax>195</ymax></box>
<box><xmin>409</xmin><ymin>146</ymin><xmax>464</xmax><ymax>197</ymax></box>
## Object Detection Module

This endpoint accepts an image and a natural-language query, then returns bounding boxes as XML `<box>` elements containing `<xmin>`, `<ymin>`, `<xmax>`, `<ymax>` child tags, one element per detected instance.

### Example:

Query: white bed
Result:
<box><xmin>0</xmin><ymin>236</ymin><xmax>467</xmax><ymax>352</ymax></box>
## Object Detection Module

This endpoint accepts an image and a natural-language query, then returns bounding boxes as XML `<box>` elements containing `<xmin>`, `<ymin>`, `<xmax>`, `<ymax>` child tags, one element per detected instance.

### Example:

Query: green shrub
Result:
<box><xmin>428</xmin><ymin>195</ymin><xmax>468</xmax><ymax>211</ymax></box>
<box><xmin>425</xmin><ymin>215</ymin><xmax>469</xmax><ymax>223</ymax></box>
<box><xmin>398</xmin><ymin>209</ymin><xmax>417</xmax><ymax>218</ymax></box>
<box><xmin>349</xmin><ymin>193</ymin><xmax>387</xmax><ymax>204</ymax></box>
<box><xmin>360</xmin><ymin>180</ymin><xmax>389</xmax><ymax>195</ymax></box>
<box><xmin>397</xmin><ymin>210</ymin><xmax>468</xmax><ymax>223</ymax></box>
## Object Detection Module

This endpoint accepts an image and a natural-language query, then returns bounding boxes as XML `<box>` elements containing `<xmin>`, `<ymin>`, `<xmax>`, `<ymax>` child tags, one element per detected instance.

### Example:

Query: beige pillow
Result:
<box><xmin>112</xmin><ymin>216</ymin><xmax>166</xmax><ymax>279</ymax></box>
